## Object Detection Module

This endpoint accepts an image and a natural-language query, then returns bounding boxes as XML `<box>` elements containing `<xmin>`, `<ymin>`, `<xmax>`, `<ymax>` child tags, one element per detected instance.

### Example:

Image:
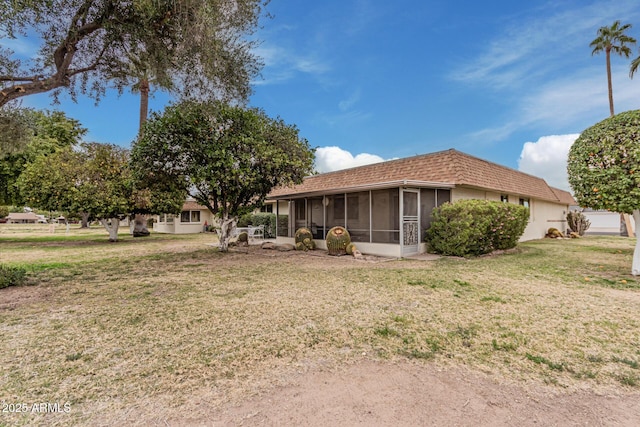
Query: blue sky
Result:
<box><xmin>10</xmin><ymin>0</ymin><xmax>640</xmax><ymax>191</ymax></box>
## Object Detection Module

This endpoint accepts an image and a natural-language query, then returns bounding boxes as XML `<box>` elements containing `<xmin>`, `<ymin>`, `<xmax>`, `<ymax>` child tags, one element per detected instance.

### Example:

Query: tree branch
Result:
<box><xmin>0</xmin><ymin>75</ymin><xmax>45</xmax><ymax>82</ymax></box>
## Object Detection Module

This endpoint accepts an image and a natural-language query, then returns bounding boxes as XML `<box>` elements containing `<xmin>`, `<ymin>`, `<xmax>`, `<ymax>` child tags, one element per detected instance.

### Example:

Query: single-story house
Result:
<box><xmin>153</xmin><ymin>199</ymin><xmax>217</xmax><ymax>234</ymax></box>
<box><xmin>6</xmin><ymin>212</ymin><xmax>42</xmax><ymax>224</ymax></box>
<box><xmin>267</xmin><ymin>149</ymin><xmax>576</xmax><ymax>258</ymax></box>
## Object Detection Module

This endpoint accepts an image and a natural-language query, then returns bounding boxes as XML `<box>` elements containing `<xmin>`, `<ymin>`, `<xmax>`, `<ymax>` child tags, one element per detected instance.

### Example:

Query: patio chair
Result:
<box><xmin>248</xmin><ymin>225</ymin><xmax>264</xmax><ymax>242</ymax></box>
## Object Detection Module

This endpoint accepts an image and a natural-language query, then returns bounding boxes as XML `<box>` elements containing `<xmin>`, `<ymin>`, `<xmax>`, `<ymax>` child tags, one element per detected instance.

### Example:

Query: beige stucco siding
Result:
<box><xmin>154</xmin><ymin>210</ymin><xmax>216</xmax><ymax>234</ymax></box>
<box><xmin>451</xmin><ymin>187</ymin><xmax>491</xmax><ymax>202</ymax></box>
<box><xmin>522</xmin><ymin>199</ymin><xmax>568</xmax><ymax>241</ymax></box>
<box><xmin>451</xmin><ymin>187</ymin><xmax>569</xmax><ymax>242</ymax></box>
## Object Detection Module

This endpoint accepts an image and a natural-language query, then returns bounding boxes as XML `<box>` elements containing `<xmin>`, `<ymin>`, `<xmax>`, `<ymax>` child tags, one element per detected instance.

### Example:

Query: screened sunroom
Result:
<box><xmin>271</xmin><ymin>186</ymin><xmax>452</xmax><ymax>257</ymax></box>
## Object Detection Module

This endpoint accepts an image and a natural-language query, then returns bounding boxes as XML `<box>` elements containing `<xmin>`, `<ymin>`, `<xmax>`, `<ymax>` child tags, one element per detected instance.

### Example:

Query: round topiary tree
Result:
<box><xmin>567</xmin><ymin>109</ymin><xmax>640</xmax><ymax>275</ymax></box>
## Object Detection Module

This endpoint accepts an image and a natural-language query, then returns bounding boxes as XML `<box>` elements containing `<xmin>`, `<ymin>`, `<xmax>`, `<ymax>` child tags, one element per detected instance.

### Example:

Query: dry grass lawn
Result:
<box><xmin>1</xmin><ymin>224</ymin><xmax>639</xmax><ymax>425</ymax></box>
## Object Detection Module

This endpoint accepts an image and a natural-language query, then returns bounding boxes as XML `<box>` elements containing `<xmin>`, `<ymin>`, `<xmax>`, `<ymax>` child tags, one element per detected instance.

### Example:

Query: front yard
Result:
<box><xmin>1</xmin><ymin>226</ymin><xmax>639</xmax><ymax>425</ymax></box>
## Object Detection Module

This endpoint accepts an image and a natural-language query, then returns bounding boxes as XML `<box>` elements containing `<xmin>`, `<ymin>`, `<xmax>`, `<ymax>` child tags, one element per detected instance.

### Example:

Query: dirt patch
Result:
<box><xmin>203</xmin><ymin>360</ymin><xmax>640</xmax><ymax>426</ymax></box>
<box><xmin>0</xmin><ymin>284</ymin><xmax>51</xmax><ymax>311</ymax></box>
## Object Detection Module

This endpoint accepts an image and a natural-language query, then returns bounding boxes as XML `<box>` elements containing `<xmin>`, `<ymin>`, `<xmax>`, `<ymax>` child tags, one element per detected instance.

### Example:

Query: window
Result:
<box><xmin>260</xmin><ymin>204</ymin><xmax>273</xmax><ymax>213</ymax></box>
<box><xmin>501</xmin><ymin>194</ymin><xmax>509</xmax><ymax>203</ymax></box>
<box><xmin>519</xmin><ymin>198</ymin><xmax>530</xmax><ymax>208</ymax></box>
<box><xmin>180</xmin><ymin>211</ymin><xmax>201</xmax><ymax>223</ymax></box>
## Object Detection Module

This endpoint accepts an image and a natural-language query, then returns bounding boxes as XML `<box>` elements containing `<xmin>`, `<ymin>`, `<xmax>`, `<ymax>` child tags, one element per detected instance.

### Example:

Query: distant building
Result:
<box><xmin>6</xmin><ymin>212</ymin><xmax>40</xmax><ymax>224</ymax></box>
<box><xmin>153</xmin><ymin>199</ymin><xmax>217</xmax><ymax>234</ymax></box>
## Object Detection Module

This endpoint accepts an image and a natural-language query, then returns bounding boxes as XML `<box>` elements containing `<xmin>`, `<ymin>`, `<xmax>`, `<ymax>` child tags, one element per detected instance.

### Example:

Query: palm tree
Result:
<box><xmin>630</xmin><ymin>53</ymin><xmax>640</xmax><ymax>82</ymax></box>
<box><xmin>590</xmin><ymin>21</ymin><xmax>636</xmax><ymax>117</ymax></box>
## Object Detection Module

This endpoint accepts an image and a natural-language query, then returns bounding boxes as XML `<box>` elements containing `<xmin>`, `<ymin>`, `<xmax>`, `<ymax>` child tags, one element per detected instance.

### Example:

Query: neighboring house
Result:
<box><xmin>153</xmin><ymin>199</ymin><xmax>217</xmax><ymax>234</ymax></box>
<box><xmin>260</xmin><ymin>200</ymin><xmax>289</xmax><ymax>216</ymax></box>
<box><xmin>267</xmin><ymin>149</ymin><xmax>576</xmax><ymax>258</ymax></box>
<box><xmin>6</xmin><ymin>212</ymin><xmax>41</xmax><ymax>224</ymax></box>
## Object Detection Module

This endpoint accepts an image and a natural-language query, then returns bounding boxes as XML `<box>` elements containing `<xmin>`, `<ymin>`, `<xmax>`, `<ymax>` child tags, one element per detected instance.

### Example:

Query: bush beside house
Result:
<box><xmin>426</xmin><ymin>200</ymin><xmax>529</xmax><ymax>256</ymax></box>
<box><xmin>237</xmin><ymin>213</ymin><xmax>288</xmax><ymax>238</ymax></box>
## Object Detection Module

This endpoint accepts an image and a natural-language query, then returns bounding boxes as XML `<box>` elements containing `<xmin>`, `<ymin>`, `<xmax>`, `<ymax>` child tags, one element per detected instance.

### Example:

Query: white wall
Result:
<box><xmin>275</xmin><ymin>236</ymin><xmax>403</xmax><ymax>258</ymax></box>
<box><xmin>451</xmin><ymin>187</ymin><xmax>569</xmax><ymax>241</ymax></box>
<box><xmin>582</xmin><ymin>211</ymin><xmax>631</xmax><ymax>235</ymax></box>
<box><xmin>522</xmin><ymin>199</ymin><xmax>568</xmax><ymax>241</ymax></box>
<box><xmin>154</xmin><ymin>210</ymin><xmax>217</xmax><ymax>234</ymax></box>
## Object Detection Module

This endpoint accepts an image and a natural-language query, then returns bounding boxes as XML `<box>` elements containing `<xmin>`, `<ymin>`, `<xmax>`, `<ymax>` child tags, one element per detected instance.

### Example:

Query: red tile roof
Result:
<box><xmin>269</xmin><ymin>149</ymin><xmax>576</xmax><ymax>205</ymax></box>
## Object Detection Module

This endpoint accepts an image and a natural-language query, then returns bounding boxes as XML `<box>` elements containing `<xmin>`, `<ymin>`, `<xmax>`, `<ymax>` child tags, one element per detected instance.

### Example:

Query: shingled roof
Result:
<box><xmin>268</xmin><ymin>149</ymin><xmax>575</xmax><ymax>205</ymax></box>
<box><xmin>183</xmin><ymin>200</ymin><xmax>208</xmax><ymax>211</ymax></box>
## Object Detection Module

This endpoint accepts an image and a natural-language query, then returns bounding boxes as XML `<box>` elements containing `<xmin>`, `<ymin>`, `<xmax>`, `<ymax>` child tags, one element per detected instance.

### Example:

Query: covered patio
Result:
<box><xmin>270</xmin><ymin>185</ymin><xmax>452</xmax><ymax>258</ymax></box>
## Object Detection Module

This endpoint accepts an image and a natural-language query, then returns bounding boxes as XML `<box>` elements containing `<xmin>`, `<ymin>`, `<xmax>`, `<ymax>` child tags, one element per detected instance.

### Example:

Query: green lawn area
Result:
<box><xmin>1</xmin><ymin>225</ymin><xmax>639</xmax><ymax>425</ymax></box>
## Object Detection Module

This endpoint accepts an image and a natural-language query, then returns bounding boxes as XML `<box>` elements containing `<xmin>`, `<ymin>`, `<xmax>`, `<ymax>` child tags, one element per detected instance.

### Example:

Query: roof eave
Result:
<box><xmin>267</xmin><ymin>180</ymin><xmax>455</xmax><ymax>200</ymax></box>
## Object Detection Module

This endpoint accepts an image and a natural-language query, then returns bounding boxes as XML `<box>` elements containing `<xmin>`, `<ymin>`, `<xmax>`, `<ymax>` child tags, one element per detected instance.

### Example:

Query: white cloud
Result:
<box><xmin>315</xmin><ymin>146</ymin><xmax>385</xmax><ymax>173</ymax></box>
<box><xmin>251</xmin><ymin>44</ymin><xmax>330</xmax><ymax>86</ymax></box>
<box><xmin>338</xmin><ymin>89</ymin><xmax>361</xmax><ymax>111</ymax></box>
<box><xmin>468</xmin><ymin>64</ymin><xmax>640</xmax><ymax>143</ymax></box>
<box><xmin>454</xmin><ymin>0</ymin><xmax>640</xmax><ymax>144</ymax></box>
<box><xmin>451</xmin><ymin>1</ymin><xmax>640</xmax><ymax>88</ymax></box>
<box><xmin>517</xmin><ymin>133</ymin><xmax>580</xmax><ymax>191</ymax></box>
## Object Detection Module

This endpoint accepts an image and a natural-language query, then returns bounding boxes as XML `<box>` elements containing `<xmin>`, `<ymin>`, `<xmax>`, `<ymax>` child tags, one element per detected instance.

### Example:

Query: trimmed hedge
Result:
<box><xmin>426</xmin><ymin>199</ymin><xmax>529</xmax><ymax>256</ymax></box>
<box><xmin>237</xmin><ymin>213</ymin><xmax>272</xmax><ymax>237</ymax></box>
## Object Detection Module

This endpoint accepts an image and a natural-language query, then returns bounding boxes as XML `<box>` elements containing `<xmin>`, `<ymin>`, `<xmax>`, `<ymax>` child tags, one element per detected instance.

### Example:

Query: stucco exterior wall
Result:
<box><xmin>451</xmin><ymin>187</ymin><xmax>569</xmax><ymax>242</ymax></box>
<box><xmin>582</xmin><ymin>211</ymin><xmax>635</xmax><ymax>235</ymax></box>
<box><xmin>522</xmin><ymin>199</ymin><xmax>568</xmax><ymax>241</ymax></box>
<box><xmin>275</xmin><ymin>237</ymin><xmax>403</xmax><ymax>258</ymax></box>
<box><xmin>451</xmin><ymin>187</ymin><xmax>492</xmax><ymax>202</ymax></box>
<box><xmin>153</xmin><ymin>210</ymin><xmax>216</xmax><ymax>234</ymax></box>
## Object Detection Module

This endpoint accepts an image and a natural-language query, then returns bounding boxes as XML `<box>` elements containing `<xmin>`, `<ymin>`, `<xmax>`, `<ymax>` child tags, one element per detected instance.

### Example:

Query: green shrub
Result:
<box><xmin>236</xmin><ymin>213</ymin><xmax>278</xmax><ymax>238</ymax></box>
<box><xmin>0</xmin><ymin>205</ymin><xmax>9</xmax><ymax>218</ymax></box>
<box><xmin>0</xmin><ymin>264</ymin><xmax>27</xmax><ymax>289</ymax></box>
<box><xmin>237</xmin><ymin>213</ymin><xmax>253</xmax><ymax>227</ymax></box>
<box><xmin>426</xmin><ymin>200</ymin><xmax>529</xmax><ymax>256</ymax></box>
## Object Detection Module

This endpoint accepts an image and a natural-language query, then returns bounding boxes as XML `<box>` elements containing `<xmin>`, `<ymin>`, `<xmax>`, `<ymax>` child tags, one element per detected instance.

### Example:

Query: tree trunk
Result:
<box><xmin>632</xmin><ymin>210</ymin><xmax>640</xmax><ymax>276</ymax></box>
<box><xmin>100</xmin><ymin>218</ymin><xmax>120</xmax><ymax>242</ymax></box>
<box><xmin>80</xmin><ymin>212</ymin><xmax>90</xmax><ymax>228</ymax></box>
<box><xmin>132</xmin><ymin>78</ymin><xmax>151</xmax><ymax>237</ymax></box>
<box><xmin>139</xmin><ymin>78</ymin><xmax>150</xmax><ymax>134</ymax></box>
<box><xmin>132</xmin><ymin>214</ymin><xmax>150</xmax><ymax>237</ymax></box>
<box><xmin>606</xmin><ymin>48</ymin><xmax>614</xmax><ymax>117</ymax></box>
<box><xmin>218</xmin><ymin>215</ymin><xmax>237</xmax><ymax>252</ymax></box>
